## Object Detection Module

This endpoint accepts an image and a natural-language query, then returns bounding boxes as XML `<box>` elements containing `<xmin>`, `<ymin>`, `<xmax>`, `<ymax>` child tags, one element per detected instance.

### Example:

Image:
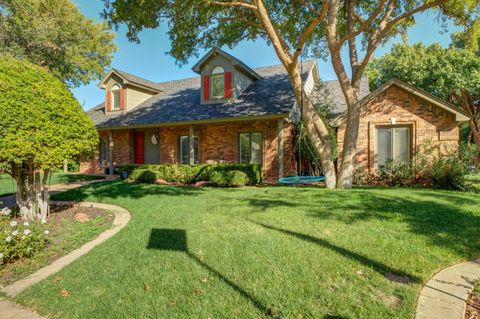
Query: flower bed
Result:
<box><xmin>0</xmin><ymin>204</ymin><xmax>114</xmax><ymax>286</ymax></box>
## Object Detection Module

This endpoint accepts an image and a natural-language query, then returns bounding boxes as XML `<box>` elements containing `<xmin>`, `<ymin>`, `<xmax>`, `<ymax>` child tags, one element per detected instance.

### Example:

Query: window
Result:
<box><xmin>210</xmin><ymin>66</ymin><xmax>224</xmax><ymax>99</ymax></box>
<box><xmin>376</xmin><ymin>126</ymin><xmax>411</xmax><ymax>167</ymax></box>
<box><xmin>179</xmin><ymin>136</ymin><xmax>199</xmax><ymax>164</ymax></box>
<box><xmin>111</xmin><ymin>84</ymin><xmax>120</xmax><ymax>110</ymax></box>
<box><xmin>239</xmin><ymin>132</ymin><xmax>262</xmax><ymax>164</ymax></box>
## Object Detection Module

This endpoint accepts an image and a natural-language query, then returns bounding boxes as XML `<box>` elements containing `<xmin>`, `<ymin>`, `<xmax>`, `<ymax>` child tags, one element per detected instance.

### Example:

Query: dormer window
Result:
<box><xmin>210</xmin><ymin>66</ymin><xmax>225</xmax><ymax>99</ymax></box>
<box><xmin>111</xmin><ymin>84</ymin><xmax>121</xmax><ymax>110</ymax></box>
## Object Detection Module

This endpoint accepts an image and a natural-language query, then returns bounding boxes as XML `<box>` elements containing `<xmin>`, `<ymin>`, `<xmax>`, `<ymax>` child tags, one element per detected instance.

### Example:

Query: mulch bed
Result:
<box><xmin>49</xmin><ymin>203</ymin><xmax>113</xmax><ymax>224</ymax></box>
<box><xmin>466</xmin><ymin>290</ymin><xmax>480</xmax><ymax>319</ymax></box>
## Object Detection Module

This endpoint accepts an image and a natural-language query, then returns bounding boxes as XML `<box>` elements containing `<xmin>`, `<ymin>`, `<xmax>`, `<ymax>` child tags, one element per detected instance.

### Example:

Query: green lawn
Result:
<box><xmin>0</xmin><ymin>172</ymin><xmax>105</xmax><ymax>197</ymax></box>
<box><xmin>14</xmin><ymin>182</ymin><xmax>480</xmax><ymax>318</ymax></box>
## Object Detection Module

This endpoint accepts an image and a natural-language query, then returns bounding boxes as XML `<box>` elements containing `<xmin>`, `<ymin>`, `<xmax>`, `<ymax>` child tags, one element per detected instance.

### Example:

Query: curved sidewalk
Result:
<box><xmin>416</xmin><ymin>259</ymin><xmax>480</xmax><ymax>319</ymax></box>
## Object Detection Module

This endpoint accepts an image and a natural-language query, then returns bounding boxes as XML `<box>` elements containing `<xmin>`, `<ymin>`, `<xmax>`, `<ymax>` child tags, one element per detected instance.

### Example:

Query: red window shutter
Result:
<box><xmin>106</xmin><ymin>91</ymin><xmax>111</xmax><ymax>112</ymax></box>
<box><xmin>203</xmin><ymin>75</ymin><xmax>210</xmax><ymax>101</ymax></box>
<box><xmin>120</xmin><ymin>88</ymin><xmax>125</xmax><ymax>110</ymax></box>
<box><xmin>224</xmin><ymin>72</ymin><xmax>232</xmax><ymax>98</ymax></box>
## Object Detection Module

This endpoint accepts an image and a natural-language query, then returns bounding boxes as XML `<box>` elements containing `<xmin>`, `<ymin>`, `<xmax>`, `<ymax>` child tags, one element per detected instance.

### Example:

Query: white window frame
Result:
<box><xmin>111</xmin><ymin>84</ymin><xmax>121</xmax><ymax>110</ymax></box>
<box><xmin>375</xmin><ymin>125</ymin><xmax>412</xmax><ymax>168</ymax></box>
<box><xmin>210</xmin><ymin>66</ymin><xmax>225</xmax><ymax>99</ymax></box>
<box><xmin>239</xmin><ymin>132</ymin><xmax>263</xmax><ymax>164</ymax></box>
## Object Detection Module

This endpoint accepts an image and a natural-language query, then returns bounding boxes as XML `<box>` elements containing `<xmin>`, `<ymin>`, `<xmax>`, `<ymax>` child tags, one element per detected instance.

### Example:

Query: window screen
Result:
<box><xmin>179</xmin><ymin>136</ymin><xmax>199</xmax><ymax>164</ymax></box>
<box><xmin>376</xmin><ymin>126</ymin><xmax>411</xmax><ymax>167</ymax></box>
<box><xmin>239</xmin><ymin>132</ymin><xmax>262</xmax><ymax>164</ymax></box>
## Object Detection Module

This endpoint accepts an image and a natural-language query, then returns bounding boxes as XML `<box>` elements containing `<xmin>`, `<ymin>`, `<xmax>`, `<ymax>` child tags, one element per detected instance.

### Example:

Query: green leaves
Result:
<box><xmin>0</xmin><ymin>0</ymin><xmax>117</xmax><ymax>87</ymax></box>
<box><xmin>0</xmin><ymin>57</ymin><xmax>99</xmax><ymax>170</ymax></box>
<box><xmin>366</xmin><ymin>42</ymin><xmax>480</xmax><ymax>101</ymax></box>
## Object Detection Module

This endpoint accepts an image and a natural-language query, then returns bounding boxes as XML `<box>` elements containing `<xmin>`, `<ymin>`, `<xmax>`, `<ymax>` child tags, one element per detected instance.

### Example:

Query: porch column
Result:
<box><xmin>189</xmin><ymin>125</ymin><xmax>194</xmax><ymax>165</ymax></box>
<box><xmin>109</xmin><ymin>130</ymin><xmax>114</xmax><ymax>175</ymax></box>
<box><xmin>277</xmin><ymin>119</ymin><xmax>284</xmax><ymax>178</ymax></box>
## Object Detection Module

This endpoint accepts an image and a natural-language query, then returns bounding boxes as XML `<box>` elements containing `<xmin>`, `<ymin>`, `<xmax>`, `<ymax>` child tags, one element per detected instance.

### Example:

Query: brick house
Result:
<box><xmin>80</xmin><ymin>48</ymin><xmax>469</xmax><ymax>181</ymax></box>
<box><xmin>333</xmin><ymin>78</ymin><xmax>470</xmax><ymax>172</ymax></box>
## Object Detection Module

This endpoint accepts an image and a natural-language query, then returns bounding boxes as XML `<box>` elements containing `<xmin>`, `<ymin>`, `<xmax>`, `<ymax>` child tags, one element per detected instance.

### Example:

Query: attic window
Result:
<box><xmin>210</xmin><ymin>66</ymin><xmax>225</xmax><ymax>99</ymax></box>
<box><xmin>111</xmin><ymin>84</ymin><xmax>121</xmax><ymax>110</ymax></box>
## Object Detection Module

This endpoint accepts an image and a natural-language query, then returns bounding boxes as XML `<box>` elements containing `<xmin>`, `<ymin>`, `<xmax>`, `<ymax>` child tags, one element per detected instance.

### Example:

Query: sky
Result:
<box><xmin>72</xmin><ymin>1</ymin><xmax>459</xmax><ymax>110</ymax></box>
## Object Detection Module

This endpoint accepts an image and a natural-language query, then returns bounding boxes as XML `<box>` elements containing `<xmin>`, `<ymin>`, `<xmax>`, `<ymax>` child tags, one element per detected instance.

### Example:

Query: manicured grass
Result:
<box><xmin>15</xmin><ymin>182</ymin><xmax>480</xmax><ymax>318</ymax></box>
<box><xmin>0</xmin><ymin>172</ymin><xmax>105</xmax><ymax>197</ymax></box>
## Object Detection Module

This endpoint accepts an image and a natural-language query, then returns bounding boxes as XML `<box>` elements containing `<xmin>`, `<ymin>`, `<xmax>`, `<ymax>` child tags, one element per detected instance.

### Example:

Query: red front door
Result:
<box><xmin>134</xmin><ymin>131</ymin><xmax>145</xmax><ymax>164</ymax></box>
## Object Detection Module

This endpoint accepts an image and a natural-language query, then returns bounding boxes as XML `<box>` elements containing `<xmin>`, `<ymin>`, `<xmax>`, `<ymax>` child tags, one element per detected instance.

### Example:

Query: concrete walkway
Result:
<box><xmin>0</xmin><ymin>201</ymin><xmax>131</xmax><ymax>319</ymax></box>
<box><xmin>416</xmin><ymin>259</ymin><xmax>480</xmax><ymax>319</ymax></box>
<box><xmin>0</xmin><ymin>175</ymin><xmax>117</xmax><ymax>209</ymax></box>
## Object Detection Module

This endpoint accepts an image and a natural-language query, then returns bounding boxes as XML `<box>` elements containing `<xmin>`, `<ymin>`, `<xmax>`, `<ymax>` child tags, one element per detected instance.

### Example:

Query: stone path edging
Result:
<box><xmin>416</xmin><ymin>258</ymin><xmax>480</xmax><ymax>319</ymax></box>
<box><xmin>2</xmin><ymin>201</ymin><xmax>131</xmax><ymax>297</ymax></box>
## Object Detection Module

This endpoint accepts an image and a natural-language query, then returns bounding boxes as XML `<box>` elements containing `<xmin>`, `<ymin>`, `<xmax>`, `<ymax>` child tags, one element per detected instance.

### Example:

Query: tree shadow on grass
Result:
<box><xmin>309</xmin><ymin>190</ymin><xmax>480</xmax><ymax>258</ymax></box>
<box><xmin>249</xmin><ymin>220</ymin><xmax>421</xmax><ymax>284</ymax></box>
<box><xmin>244</xmin><ymin>188</ymin><xmax>480</xmax><ymax>260</ymax></box>
<box><xmin>147</xmin><ymin>228</ymin><xmax>281</xmax><ymax>318</ymax></box>
<box><xmin>52</xmin><ymin>181</ymin><xmax>204</xmax><ymax>202</ymax></box>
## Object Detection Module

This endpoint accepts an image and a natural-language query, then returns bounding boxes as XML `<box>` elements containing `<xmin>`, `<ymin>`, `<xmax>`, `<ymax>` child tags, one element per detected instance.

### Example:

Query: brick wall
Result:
<box><xmin>80</xmin><ymin>119</ymin><xmax>295</xmax><ymax>182</ymax></box>
<box><xmin>336</xmin><ymin>85</ymin><xmax>460</xmax><ymax>172</ymax></box>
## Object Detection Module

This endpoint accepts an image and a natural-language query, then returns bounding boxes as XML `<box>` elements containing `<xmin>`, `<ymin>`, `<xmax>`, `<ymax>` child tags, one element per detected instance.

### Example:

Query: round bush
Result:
<box><xmin>227</xmin><ymin>170</ymin><xmax>249</xmax><ymax>187</ymax></box>
<box><xmin>127</xmin><ymin>169</ymin><xmax>158</xmax><ymax>184</ymax></box>
<box><xmin>209</xmin><ymin>171</ymin><xmax>228</xmax><ymax>187</ymax></box>
<box><xmin>209</xmin><ymin>170</ymin><xmax>248</xmax><ymax>187</ymax></box>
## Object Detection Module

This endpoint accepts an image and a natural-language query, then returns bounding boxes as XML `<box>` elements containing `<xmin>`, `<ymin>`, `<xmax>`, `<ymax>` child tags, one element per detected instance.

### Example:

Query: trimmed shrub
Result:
<box><xmin>209</xmin><ymin>171</ymin><xmax>227</xmax><ymax>187</ymax></box>
<box><xmin>126</xmin><ymin>169</ymin><xmax>158</xmax><ymax>184</ymax></box>
<box><xmin>119</xmin><ymin>163</ymin><xmax>262</xmax><ymax>185</ymax></box>
<box><xmin>209</xmin><ymin>170</ymin><xmax>249</xmax><ymax>187</ymax></box>
<box><xmin>227</xmin><ymin>170</ymin><xmax>249</xmax><ymax>187</ymax></box>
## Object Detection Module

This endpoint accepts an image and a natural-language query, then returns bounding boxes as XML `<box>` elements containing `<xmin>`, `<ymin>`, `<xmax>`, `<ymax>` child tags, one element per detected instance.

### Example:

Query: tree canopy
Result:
<box><xmin>0</xmin><ymin>56</ymin><xmax>98</xmax><ymax>219</ymax></box>
<box><xmin>0</xmin><ymin>0</ymin><xmax>117</xmax><ymax>87</ymax></box>
<box><xmin>367</xmin><ymin>43</ymin><xmax>480</xmax><ymax>99</ymax></box>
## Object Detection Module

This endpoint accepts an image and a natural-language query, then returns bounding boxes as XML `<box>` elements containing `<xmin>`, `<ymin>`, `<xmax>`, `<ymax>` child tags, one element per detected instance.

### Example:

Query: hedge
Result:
<box><xmin>117</xmin><ymin>163</ymin><xmax>262</xmax><ymax>185</ymax></box>
<box><xmin>210</xmin><ymin>170</ymin><xmax>249</xmax><ymax>187</ymax></box>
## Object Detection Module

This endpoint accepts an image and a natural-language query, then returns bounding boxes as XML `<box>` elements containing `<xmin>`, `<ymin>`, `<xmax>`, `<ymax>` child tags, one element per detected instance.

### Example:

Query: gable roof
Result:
<box><xmin>98</xmin><ymin>68</ymin><xmax>163</xmax><ymax>92</ymax></box>
<box><xmin>191</xmin><ymin>48</ymin><xmax>262</xmax><ymax>80</ymax></box>
<box><xmin>331</xmin><ymin>78</ymin><xmax>471</xmax><ymax>126</ymax></box>
<box><xmin>88</xmin><ymin>60</ymin><xmax>318</xmax><ymax>129</ymax></box>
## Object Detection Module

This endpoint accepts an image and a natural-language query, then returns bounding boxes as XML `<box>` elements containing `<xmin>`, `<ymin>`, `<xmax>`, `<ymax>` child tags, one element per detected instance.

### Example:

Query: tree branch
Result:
<box><xmin>339</xmin><ymin>0</ymin><xmax>387</xmax><ymax>45</ymax></box>
<box><xmin>292</xmin><ymin>1</ymin><xmax>329</xmax><ymax>66</ymax></box>
<box><xmin>208</xmin><ymin>0</ymin><xmax>257</xmax><ymax>11</ymax></box>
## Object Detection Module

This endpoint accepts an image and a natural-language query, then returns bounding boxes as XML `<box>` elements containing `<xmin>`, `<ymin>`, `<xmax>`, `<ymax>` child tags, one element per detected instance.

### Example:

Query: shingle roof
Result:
<box><xmin>191</xmin><ymin>48</ymin><xmax>262</xmax><ymax>80</ymax></box>
<box><xmin>325</xmin><ymin>76</ymin><xmax>370</xmax><ymax>115</ymax></box>
<box><xmin>88</xmin><ymin>60</ymin><xmax>368</xmax><ymax>129</ymax></box>
<box><xmin>110</xmin><ymin>68</ymin><xmax>163</xmax><ymax>92</ymax></box>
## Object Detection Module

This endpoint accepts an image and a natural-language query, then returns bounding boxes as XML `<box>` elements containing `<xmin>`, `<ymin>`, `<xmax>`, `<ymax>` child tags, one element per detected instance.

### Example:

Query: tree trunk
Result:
<box><xmin>289</xmin><ymin>67</ymin><xmax>337</xmax><ymax>188</ymax></box>
<box><xmin>468</xmin><ymin>119</ymin><xmax>480</xmax><ymax>162</ymax></box>
<box><xmin>337</xmin><ymin>93</ymin><xmax>361</xmax><ymax>189</ymax></box>
<box><xmin>38</xmin><ymin>170</ymin><xmax>50</xmax><ymax>220</ymax></box>
<box><xmin>12</xmin><ymin>164</ymin><xmax>36</xmax><ymax>220</ymax></box>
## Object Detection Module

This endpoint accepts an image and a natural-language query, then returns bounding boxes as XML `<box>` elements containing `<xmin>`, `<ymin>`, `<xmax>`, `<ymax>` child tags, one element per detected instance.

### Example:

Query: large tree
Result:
<box><xmin>367</xmin><ymin>42</ymin><xmax>480</xmax><ymax>155</ymax></box>
<box><xmin>103</xmin><ymin>0</ymin><xmax>479</xmax><ymax>188</ymax></box>
<box><xmin>0</xmin><ymin>57</ymin><xmax>98</xmax><ymax>221</ymax></box>
<box><xmin>0</xmin><ymin>0</ymin><xmax>116</xmax><ymax>88</ymax></box>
